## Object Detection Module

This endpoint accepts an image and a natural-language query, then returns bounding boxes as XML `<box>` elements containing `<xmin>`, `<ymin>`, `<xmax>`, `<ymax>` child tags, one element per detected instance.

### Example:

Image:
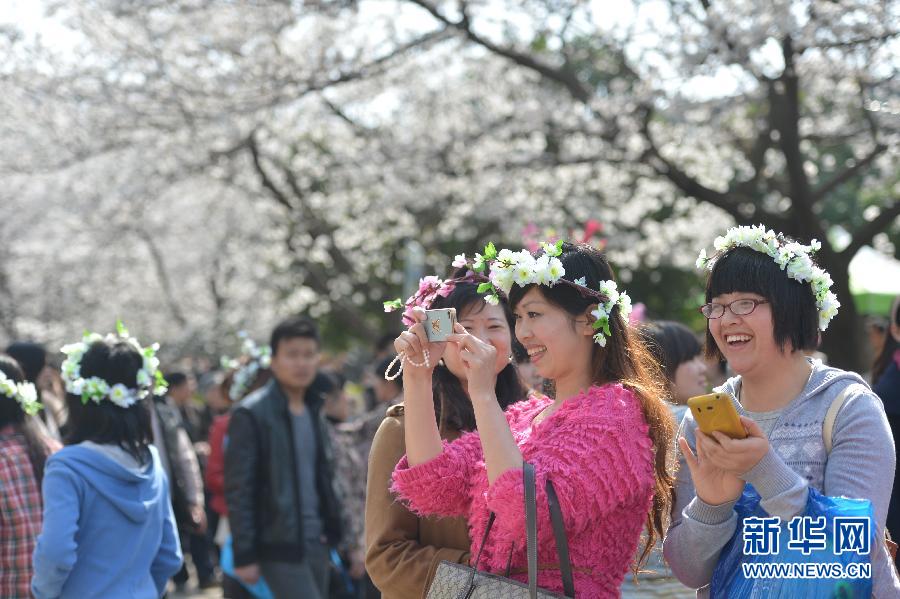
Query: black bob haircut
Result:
<box><xmin>64</xmin><ymin>339</ymin><xmax>153</xmax><ymax>464</ymax></box>
<box><xmin>705</xmin><ymin>246</ymin><xmax>819</xmax><ymax>360</ymax></box>
<box><xmin>270</xmin><ymin>316</ymin><xmax>320</xmax><ymax>355</ymax></box>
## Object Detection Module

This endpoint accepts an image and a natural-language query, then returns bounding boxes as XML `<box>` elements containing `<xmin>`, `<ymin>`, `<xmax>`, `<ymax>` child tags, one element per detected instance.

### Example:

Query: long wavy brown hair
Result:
<box><xmin>508</xmin><ymin>242</ymin><xmax>675</xmax><ymax>575</ymax></box>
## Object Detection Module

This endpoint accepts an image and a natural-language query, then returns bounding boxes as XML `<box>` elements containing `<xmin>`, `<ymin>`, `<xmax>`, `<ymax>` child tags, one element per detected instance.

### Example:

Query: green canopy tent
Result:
<box><xmin>849</xmin><ymin>246</ymin><xmax>900</xmax><ymax>316</ymax></box>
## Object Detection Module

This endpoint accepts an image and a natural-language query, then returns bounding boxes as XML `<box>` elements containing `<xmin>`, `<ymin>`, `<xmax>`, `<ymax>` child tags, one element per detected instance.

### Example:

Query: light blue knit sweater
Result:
<box><xmin>663</xmin><ymin>359</ymin><xmax>900</xmax><ymax>597</ymax></box>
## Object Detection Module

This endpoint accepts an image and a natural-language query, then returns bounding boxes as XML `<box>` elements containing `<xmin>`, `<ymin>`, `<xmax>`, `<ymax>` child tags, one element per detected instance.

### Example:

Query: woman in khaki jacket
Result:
<box><xmin>365</xmin><ymin>272</ymin><xmax>526</xmax><ymax>598</ymax></box>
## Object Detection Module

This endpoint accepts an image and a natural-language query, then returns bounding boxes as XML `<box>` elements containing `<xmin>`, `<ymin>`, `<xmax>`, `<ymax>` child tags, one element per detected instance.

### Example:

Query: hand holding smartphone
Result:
<box><xmin>687</xmin><ymin>392</ymin><xmax>747</xmax><ymax>440</ymax></box>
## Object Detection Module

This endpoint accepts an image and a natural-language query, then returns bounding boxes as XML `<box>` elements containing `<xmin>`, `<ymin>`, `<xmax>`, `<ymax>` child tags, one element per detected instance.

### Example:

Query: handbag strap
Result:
<box><xmin>464</xmin><ymin>462</ymin><xmax>575</xmax><ymax>599</ymax></box>
<box><xmin>465</xmin><ymin>511</ymin><xmax>496</xmax><ymax>593</ymax></box>
<box><xmin>546</xmin><ymin>479</ymin><xmax>575</xmax><ymax>597</ymax></box>
<box><xmin>525</xmin><ymin>462</ymin><xmax>538</xmax><ymax>599</ymax></box>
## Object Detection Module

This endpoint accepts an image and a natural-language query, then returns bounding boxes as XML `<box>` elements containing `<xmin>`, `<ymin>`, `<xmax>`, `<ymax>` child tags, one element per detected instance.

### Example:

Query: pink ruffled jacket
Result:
<box><xmin>391</xmin><ymin>384</ymin><xmax>655</xmax><ymax>598</ymax></box>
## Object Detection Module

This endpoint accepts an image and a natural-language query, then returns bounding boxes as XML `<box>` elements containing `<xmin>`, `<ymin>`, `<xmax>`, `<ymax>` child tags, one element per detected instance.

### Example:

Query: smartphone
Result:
<box><xmin>424</xmin><ymin>308</ymin><xmax>457</xmax><ymax>342</ymax></box>
<box><xmin>687</xmin><ymin>392</ymin><xmax>747</xmax><ymax>439</ymax></box>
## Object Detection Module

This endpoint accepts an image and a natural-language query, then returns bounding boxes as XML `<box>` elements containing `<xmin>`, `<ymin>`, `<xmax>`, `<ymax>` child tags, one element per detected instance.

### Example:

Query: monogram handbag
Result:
<box><xmin>425</xmin><ymin>462</ymin><xmax>576</xmax><ymax>599</ymax></box>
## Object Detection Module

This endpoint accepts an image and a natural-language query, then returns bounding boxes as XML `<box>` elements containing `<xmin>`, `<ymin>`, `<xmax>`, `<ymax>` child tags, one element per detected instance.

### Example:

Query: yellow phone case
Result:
<box><xmin>687</xmin><ymin>392</ymin><xmax>747</xmax><ymax>439</ymax></box>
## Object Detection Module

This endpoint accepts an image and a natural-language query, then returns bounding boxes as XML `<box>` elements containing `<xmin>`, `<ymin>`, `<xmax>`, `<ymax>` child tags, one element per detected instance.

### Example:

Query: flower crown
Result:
<box><xmin>463</xmin><ymin>240</ymin><xmax>633</xmax><ymax>347</ymax></box>
<box><xmin>220</xmin><ymin>332</ymin><xmax>272</xmax><ymax>401</ymax></box>
<box><xmin>0</xmin><ymin>371</ymin><xmax>42</xmax><ymax>416</ymax></box>
<box><xmin>383</xmin><ymin>265</ymin><xmax>491</xmax><ymax>326</ymax></box>
<box><xmin>60</xmin><ymin>320</ymin><xmax>167</xmax><ymax>408</ymax></box>
<box><xmin>696</xmin><ymin>224</ymin><xmax>840</xmax><ymax>331</ymax></box>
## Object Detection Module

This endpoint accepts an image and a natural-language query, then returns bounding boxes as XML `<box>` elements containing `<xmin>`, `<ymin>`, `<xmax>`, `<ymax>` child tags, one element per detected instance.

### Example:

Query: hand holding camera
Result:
<box><xmin>390</xmin><ymin>308</ymin><xmax>455</xmax><ymax>379</ymax></box>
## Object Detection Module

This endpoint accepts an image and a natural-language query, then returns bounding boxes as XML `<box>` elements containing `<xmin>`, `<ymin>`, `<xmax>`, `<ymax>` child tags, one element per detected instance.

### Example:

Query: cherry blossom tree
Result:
<box><xmin>392</xmin><ymin>0</ymin><xmax>899</xmax><ymax>367</ymax></box>
<box><xmin>2</xmin><ymin>0</ymin><xmax>896</xmax><ymax>368</ymax></box>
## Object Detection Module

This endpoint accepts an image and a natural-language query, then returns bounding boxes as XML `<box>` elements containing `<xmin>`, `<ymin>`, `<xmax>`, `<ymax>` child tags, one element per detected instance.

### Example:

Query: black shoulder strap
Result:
<box><xmin>546</xmin><ymin>479</ymin><xmax>575</xmax><ymax>597</ymax></box>
<box><xmin>524</xmin><ymin>462</ymin><xmax>538</xmax><ymax>599</ymax></box>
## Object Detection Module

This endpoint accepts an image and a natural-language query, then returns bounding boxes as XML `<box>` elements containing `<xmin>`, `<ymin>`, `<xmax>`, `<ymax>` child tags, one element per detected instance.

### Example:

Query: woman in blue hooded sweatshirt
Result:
<box><xmin>32</xmin><ymin>324</ymin><xmax>182</xmax><ymax>599</ymax></box>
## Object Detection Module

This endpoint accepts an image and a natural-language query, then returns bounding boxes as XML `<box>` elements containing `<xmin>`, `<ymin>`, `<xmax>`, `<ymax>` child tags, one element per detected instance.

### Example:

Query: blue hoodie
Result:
<box><xmin>32</xmin><ymin>443</ymin><xmax>182</xmax><ymax>599</ymax></box>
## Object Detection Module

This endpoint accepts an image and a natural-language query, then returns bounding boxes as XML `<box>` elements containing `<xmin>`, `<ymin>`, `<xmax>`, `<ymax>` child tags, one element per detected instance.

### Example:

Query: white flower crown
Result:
<box><xmin>60</xmin><ymin>320</ymin><xmax>167</xmax><ymax>408</ymax></box>
<box><xmin>220</xmin><ymin>332</ymin><xmax>272</xmax><ymax>401</ymax></box>
<box><xmin>696</xmin><ymin>224</ymin><xmax>840</xmax><ymax>331</ymax></box>
<box><xmin>0</xmin><ymin>370</ymin><xmax>42</xmax><ymax>416</ymax></box>
<box><xmin>465</xmin><ymin>240</ymin><xmax>632</xmax><ymax>346</ymax></box>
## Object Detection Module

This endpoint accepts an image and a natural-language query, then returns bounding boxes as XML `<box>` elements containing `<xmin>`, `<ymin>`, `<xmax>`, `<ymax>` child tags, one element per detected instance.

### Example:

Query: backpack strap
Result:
<box><xmin>822</xmin><ymin>384</ymin><xmax>900</xmax><ymax>574</ymax></box>
<box><xmin>823</xmin><ymin>386</ymin><xmax>853</xmax><ymax>454</ymax></box>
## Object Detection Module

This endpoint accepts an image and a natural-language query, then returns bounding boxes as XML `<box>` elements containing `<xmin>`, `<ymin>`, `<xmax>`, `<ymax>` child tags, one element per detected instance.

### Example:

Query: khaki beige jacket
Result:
<box><xmin>365</xmin><ymin>404</ymin><xmax>471</xmax><ymax>598</ymax></box>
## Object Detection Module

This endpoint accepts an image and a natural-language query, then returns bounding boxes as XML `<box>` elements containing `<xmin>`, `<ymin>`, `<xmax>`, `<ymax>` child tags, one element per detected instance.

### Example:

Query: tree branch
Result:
<box><xmin>638</xmin><ymin>106</ymin><xmax>746</xmax><ymax>222</ymax></box>
<box><xmin>772</xmin><ymin>36</ymin><xmax>825</xmax><ymax>240</ymax></box>
<box><xmin>407</xmin><ymin>0</ymin><xmax>593</xmax><ymax>103</ymax></box>
<box><xmin>729</xmin><ymin>117</ymin><xmax>773</xmax><ymax>198</ymax></box>
<box><xmin>245</xmin><ymin>132</ymin><xmax>294</xmax><ymax>212</ymax></box>
<box><xmin>812</xmin><ymin>143</ymin><xmax>888</xmax><ymax>202</ymax></box>
<box><xmin>132</xmin><ymin>228</ymin><xmax>188</xmax><ymax>328</ymax></box>
<box><xmin>843</xmin><ymin>201</ymin><xmax>900</xmax><ymax>258</ymax></box>
<box><xmin>245</xmin><ymin>134</ymin><xmax>379</xmax><ymax>338</ymax></box>
<box><xmin>800</xmin><ymin>31</ymin><xmax>900</xmax><ymax>52</ymax></box>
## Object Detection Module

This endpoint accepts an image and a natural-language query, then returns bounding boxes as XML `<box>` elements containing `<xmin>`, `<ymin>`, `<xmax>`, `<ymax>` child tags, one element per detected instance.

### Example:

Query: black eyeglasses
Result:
<box><xmin>699</xmin><ymin>299</ymin><xmax>769</xmax><ymax>319</ymax></box>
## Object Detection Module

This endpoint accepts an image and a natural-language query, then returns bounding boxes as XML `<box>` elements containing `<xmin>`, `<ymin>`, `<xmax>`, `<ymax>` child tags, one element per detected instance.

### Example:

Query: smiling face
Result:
<box><xmin>442</xmin><ymin>301</ymin><xmax>513</xmax><ymax>384</ymax></box>
<box><xmin>707</xmin><ymin>291</ymin><xmax>781</xmax><ymax>378</ymax></box>
<box><xmin>512</xmin><ymin>287</ymin><xmax>595</xmax><ymax>383</ymax></box>
<box><xmin>704</xmin><ymin>247</ymin><xmax>820</xmax><ymax>364</ymax></box>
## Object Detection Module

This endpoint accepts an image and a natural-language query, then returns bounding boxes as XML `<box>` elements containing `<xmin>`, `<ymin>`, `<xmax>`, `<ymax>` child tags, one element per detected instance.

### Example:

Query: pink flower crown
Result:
<box><xmin>384</xmin><ymin>271</ymin><xmax>489</xmax><ymax>326</ymax></box>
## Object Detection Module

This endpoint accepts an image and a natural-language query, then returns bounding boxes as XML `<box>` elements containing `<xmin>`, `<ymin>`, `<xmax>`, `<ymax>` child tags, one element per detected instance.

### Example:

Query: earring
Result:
<box><xmin>508</xmin><ymin>354</ymin><xmax>514</xmax><ymax>363</ymax></box>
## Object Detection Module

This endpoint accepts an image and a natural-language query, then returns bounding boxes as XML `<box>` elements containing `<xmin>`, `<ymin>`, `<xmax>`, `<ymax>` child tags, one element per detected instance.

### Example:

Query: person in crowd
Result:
<box><xmin>0</xmin><ymin>355</ymin><xmax>55</xmax><ymax>598</ymax></box>
<box><xmin>317</xmin><ymin>369</ymin><xmax>369</xmax><ymax>598</ymax></box>
<box><xmin>357</xmin><ymin>356</ymin><xmax>403</xmax><ymax>445</ymax></box>
<box><xmin>208</xmin><ymin>347</ymin><xmax>272</xmax><ymax>599</ymax></box>
<box><xmin>873</xmin><ymin>296</ymin><xmax>900</xmax><ymax>404</ymax></box>
<box><xmin>387</xmin><ymin>243</ymin><xmax>674</xmax><ymax>597</ymax></box>
<box><xmin>361</xmin><ymin>333</ymin><xmax>401</xmax><ymax>413</ymax></box>
<box><xmin>7</xmin><ymin>341</ymin><xmax>67</xmax><ymax>439</ymax></box>
<box><xmin>165</xmin><ymin>370</ymin><xmax>216</xmax><ymax>588</ymax></box>
<box><xmin>664</xmin><ymin>226</ymin><xmax>900</xmax><ymax>596</ymax></box>
<box><xmin>322</xmin><ymin>370</ymin><xmax>350</xmax><ymax>425</ymax></box>
<box><xmin>151</xmin><ymin>379</ymin><xmax>208</xmax><ymax>590</ymax></box>
<box><xmin>331</xmin><ymin>356</ymin><xmax>403</xmax><ymax>597</ymax></box>
<box><xmin>200</xmin><ymin>370</ymin><xmax>231</xmax><ymax>416</ymax></box>
<box><xmin>640</xmin><ymin>320</ymin><xmax>708</xmax><ymax>426</ymax></box>
<box><xmin>373</xmin><ymin>332</ymin><xmax>399</xmax><ymax>364</ymax></box>
<box><xmin>701</xmin><ymin>355</ymin><xmax>730</xmax><ymax>392</ymax></box>
<box><xmin>167</xmin><ymin>371</ymin><xmax>212</xmax><ymax>447</ymax></box>
<box><xmin>31</xmin><ymin>325</ymin><xmax>182</xmax><ymax>598</ymax></box>
<box><xmin>514</xmin><ymin>344</ymin><xmax>544</xmax><ymax>394</ymax></box>
<box><xmin>620</xmin><ymin>320</ymin><xmax>709</xmax><ymax>596</ymax></box>
<box><xmin>873</xmin><ymin>295</ymin><xmax>900</xmax><ymax>551</ymax></box>
<box><xmin>365</xmin><ymin>269</ymin><xmax>526</xmax><ymax>598</ymax></box>
<box><xmin>225</xmin><ymin>316</ymin><xmax>343</xmax><ymax>599</ymax></box>
<box><xmin>868</xmin><ymin>315</ymin><xmax>890</xmax><ymax>379</ymax></box>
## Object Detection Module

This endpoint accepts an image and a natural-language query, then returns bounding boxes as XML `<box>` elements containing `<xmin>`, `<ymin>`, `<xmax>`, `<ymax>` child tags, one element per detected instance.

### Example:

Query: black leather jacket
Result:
<box><xmin>225</xmin><ymin>376</ymin><xmax>343</xmax><ymax>567</ymax></box>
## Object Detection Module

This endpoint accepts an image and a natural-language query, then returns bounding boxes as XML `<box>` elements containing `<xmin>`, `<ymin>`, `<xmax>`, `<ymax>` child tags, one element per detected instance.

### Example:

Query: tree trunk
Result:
<box><xmin>815</xmin><ymin>252</ymin><xmax>864</xmax><ymax>371</ymax></box>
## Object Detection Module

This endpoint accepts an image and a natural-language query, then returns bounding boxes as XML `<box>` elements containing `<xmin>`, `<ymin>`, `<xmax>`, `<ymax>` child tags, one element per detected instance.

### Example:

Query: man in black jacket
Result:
<box><xmin>225</xmin><ymin>317</ymin><xmax>343</xmax><ymax>599</ymax></box>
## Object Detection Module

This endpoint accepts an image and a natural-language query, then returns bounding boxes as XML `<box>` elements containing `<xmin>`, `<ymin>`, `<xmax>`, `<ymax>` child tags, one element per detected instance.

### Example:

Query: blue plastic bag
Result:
<box><xmin>711</xmin><ymin>484</ymin><xmax>874</xmax><ymax>598</ymax></box>
<box><xmin>220</xmin><ymin>536</ymin><xmax>275</xmax><ymax>599</ymax></box>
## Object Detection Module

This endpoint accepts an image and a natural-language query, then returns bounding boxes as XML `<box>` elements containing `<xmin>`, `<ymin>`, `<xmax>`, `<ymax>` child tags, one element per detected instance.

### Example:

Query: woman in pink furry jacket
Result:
<box><xmin>390</xmin><ymin>241</ymin><xmax>676</xmax><ymax>598</ymax></box>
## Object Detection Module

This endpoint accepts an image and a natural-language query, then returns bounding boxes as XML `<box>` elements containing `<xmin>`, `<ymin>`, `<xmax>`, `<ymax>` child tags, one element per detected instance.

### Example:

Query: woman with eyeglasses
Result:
<box><xmin>663</xmin><ymin>226</ymin><xmax>900</xmax><ymax>597</ymax></box>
